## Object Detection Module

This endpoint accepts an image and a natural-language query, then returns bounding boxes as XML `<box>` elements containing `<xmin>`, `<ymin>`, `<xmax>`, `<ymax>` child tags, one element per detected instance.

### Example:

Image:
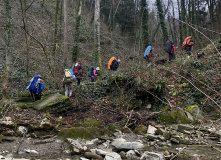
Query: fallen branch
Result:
<box><xmin>170</xmin><ymin>146</ymin><xmax>186</xmax><ymax>160</ymax></box>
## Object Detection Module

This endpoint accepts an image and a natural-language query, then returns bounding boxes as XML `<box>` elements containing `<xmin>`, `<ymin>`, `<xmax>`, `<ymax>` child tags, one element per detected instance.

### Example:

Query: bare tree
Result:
<box><xmin>1</xmin><ymin>0</ymin><xmax>13</xmax><ymax>101</ymax></box>
<box><xmin>94</xmin><ymin>0</ymin><xmax>102</xmax><ymax>75</ymax></box>
<box><xmin>53</xmin><ymin>0</ymin><xmax>60</xmax><ymax>55</ymax></box>
<box><xmin>72</xmin><ymin>0</ymin><xmax>82</xmax><ymax>63</ymax></box>
<box><xmin>63</xmin><ymin>0</ymin><xmax>68</xmax><ymax>65</ymax></box>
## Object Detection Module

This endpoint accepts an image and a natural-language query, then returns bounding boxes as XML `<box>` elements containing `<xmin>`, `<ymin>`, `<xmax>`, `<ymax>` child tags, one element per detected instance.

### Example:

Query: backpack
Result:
<box><xmin>165</xmin><ymin>40</ymin><xmax>173</xmax><ymax>53</ymax></box>
<box><xmin>111</xmin><ymin>60</ymin><xmax>119</xmax><ymax>71</ymax></box>
<box><xmin>63</xmin><ymin>69</ymin><xmax>73</xmax><ymax>83</ymax></box>
<box><xmin>88</xmin><ymin>66</ymin><xmax>94</xmax><ymax>77</ymax></box>
<box><xmin>143</xmin><ymin>46</ymin><xmax>152</xmax><ymax>58</ymax></box>
<box><xmin>29</xmin><ymin>75</ymin><xmax>41</xmax><ymax>92</ymax></box>
<box><xmin>108</xmin><ymin>57</ymin><xmax>116</xmax><ymax>70</ymax></box>
<box><xmin>182</xmin><ymin>36</ymin><xmax>193</xmax><ymax>50</ymax></box>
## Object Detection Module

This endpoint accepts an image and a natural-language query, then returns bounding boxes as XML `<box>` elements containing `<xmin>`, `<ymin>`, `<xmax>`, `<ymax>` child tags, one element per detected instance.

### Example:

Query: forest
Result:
<box><xmin>0</xmin><ymin>0</ymin><xmax>221</xmax><ymax>160</ymax></box>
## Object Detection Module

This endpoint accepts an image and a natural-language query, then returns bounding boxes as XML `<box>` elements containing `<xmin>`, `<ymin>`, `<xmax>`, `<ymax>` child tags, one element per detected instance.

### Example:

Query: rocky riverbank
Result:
<box><xmin>1</xmin><ymin>93</ymin><xmax>221</xmax><ymax>160</ymax></box>
<box><xmin>1</xmin><ymin>116</ymin><xmax>221</xmax><ymax>160</ymax></box>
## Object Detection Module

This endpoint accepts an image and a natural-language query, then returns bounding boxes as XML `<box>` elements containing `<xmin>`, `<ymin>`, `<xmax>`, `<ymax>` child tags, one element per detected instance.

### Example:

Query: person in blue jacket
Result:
<box><xmin>26</xmin><ymin>75</ymin><xmax>44</xmax><ymax>102</ymax></box>
<box><xmin>143</xmin><ymin>45</ymin><xmax>155</xmax><ymax>62</ymax></box>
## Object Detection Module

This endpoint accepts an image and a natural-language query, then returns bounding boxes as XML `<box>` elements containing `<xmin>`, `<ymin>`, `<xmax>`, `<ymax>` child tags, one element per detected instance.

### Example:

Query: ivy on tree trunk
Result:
<box><xmin>156</xmin><ymin>0</ymin><xmax>169</xmax><ymax>42</ymax></box>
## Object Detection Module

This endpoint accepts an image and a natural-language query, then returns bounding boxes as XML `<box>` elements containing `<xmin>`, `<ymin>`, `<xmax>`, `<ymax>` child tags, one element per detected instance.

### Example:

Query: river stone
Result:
<box><xmin>17</xmin><ymin>126</ymin><xmax>28</xmax><ymax>136</ymax></box>
<box><xmin>170</xmin><ymin>138</ymin><xmax>179</xmax><ymax>144</ymax></box>
<box><xmin>147</xmin><ymin>125</ymin><xmax>157</xmax><ymax>134</ymax></box>
<box><xmin>67</xmin><ymin>138</ymin><xmax>87</xmax><ymax>153</ymax></box>
<box><xmin>31</xmin><ymin>93</ymin><xmax>71</xmax><ymax>111</ymax></box>
<box><xmin>0</xmin><ymin>117</ymin><xmax>14</xmax><ymax>127</ymax></box>
<box><xmin>155</xmin><ymin>128</ymin><xmax>166</xmax><ymax>135</ymax></box>
<box><xmin>84</xmin><ymin>152</ymin><xmax>103</xmax><ymax>160</ymax></box>
<box><xmin>111</xmin><ymin>138</ymin><xmax>144</xmax><ymax>150</ymax></box>
<box><xmin>146</xmin><ymin>134</ymin><xmax>158</xmax><ymax>141</ymax></box>
<box><xmin>177</xmin><ymin>124</ymin><xmax>194</xmax><ymax>133</ymax></box>
<box><xmin>105</xmin><ymin>152</ymin><xmax>122</xmax><ymax>160</ymax></box>
<box><xmin>140</xmin><ymin>151</ymin><xmax>165</xmax><ymax>160</ymax></box>
<box><xmin>40</xmin><ymin>118</ymin><xmax>52</xmax><ymax>130</ymax></box>
<box><xmin>126</xmin><ymin>150</ymin><xmax>137</xmax><ymax>160</ymax></box>
<box><xmin>90</xmin><ymin>149</ymin><xmax>109</xmax><ymax>156</ymax></box>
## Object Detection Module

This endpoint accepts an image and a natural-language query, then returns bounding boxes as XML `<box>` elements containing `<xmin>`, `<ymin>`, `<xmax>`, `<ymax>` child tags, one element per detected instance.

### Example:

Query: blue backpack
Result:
<box><xmin>29</xmin><ymin>75</ymin><xmax>41</xmax><ymax>92</ymax></box>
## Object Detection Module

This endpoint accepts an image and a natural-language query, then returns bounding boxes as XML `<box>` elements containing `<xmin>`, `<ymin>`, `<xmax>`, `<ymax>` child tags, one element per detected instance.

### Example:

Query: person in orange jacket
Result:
<box><xmin>182</xmin><ymin>36</ymin><xmax>194</xmax><ymax>55</ymax></box>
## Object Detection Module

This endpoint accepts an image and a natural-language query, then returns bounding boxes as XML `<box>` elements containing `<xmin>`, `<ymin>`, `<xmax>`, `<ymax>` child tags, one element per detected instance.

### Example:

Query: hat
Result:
<box><xmin>117</xmin><ymin>59</ymin><xmax>121</xmax><ymax>62</ymax></box>
<box><xmin>96</xmin><ymin>67</ymin><xmax>100</xmax><ymax>71</ymax></box>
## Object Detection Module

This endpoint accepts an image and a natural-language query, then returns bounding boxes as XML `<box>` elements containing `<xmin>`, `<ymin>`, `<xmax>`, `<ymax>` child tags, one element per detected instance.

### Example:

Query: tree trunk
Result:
<box><xmin>181</xmin><ymin>0</ymin><xmax>187</xmax><ymax>37</ymax></box>
<box><xmin>177</xmin><ymin>0</ymin><xmax>183</xmax><ymax>46</ymax></box>
<box><xmin>109</xmin><ymin>0</ymin><xmax>114</xmax><ymax>31</ymax></box>
<box><xmin>63</xmin><ymin>0</ymin><xmax>68</xmax><ymax>65</ymax></box>
<box><xmin>140</xmin><ymin>0</ymin><xmax>149</xmax><ymax>50</ymax></box>
<box><xmin>19</xmin><ymin>0</ymin><xmax>30</xmax><ymax>77</ymax></box>
<box><xmin>171</xmin><ymin>0</ymin><xmax>177</xmax><ymax>44</ymax></box>
<box><xmin>53</xmin><ymin>0</ymin><xmax>59</xmax><ymax>55</ymax></box>
<box><xmin>94</xmin><ymin>0</ymin><xmax>102</xmax><ymax>75</ymax></box>
<box><xmin>2</xmin><ymin>0</ymin><xmax>12</xmax><ymax>100</ymax></box>
<box><xmin>72</xmin><ymin>0</ymin><xmax>82</xmax><ymax>63</ymax></box>
<box><xmin>156</xmin><ymin>0</ymin><xmax>169</xmax><ymax>42</ymax></box>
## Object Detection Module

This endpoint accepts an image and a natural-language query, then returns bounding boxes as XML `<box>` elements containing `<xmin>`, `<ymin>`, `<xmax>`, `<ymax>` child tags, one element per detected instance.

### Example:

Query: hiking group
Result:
<box><xmin>144</xmin><ymin>36</ymin><xmax>194</xmax><ymax>64</ymax></box>
<box><xmin>26</xmin><ymin>36</ymin><xmax>194</xmax><ymax>100</ymax></box>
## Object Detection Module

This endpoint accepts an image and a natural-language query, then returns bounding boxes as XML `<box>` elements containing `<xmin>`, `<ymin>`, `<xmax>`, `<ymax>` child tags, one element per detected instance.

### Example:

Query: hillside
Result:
<box><xmin>0</xmin><ymin>1</ymin><xmax>221</xmax><ymax>159</ymax></box>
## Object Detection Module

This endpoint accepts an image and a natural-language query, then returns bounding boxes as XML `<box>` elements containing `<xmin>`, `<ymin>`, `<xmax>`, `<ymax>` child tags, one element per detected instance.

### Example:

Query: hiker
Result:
<box><xmin>73</xmin><ymin>62</ymin><xmax>83</xmax><ymax>85</ymax></box>
<box><xmin>108</xmin><ymin>57</ymin><xmax>120</xmax><ymax>71</ymax></box>
<box><xmin>88</xmin><ymin>66</ymin><xmax>100</xmax><ymax>82</ymax></box>
<box><xmin>26</xmin><ymin>75</ymin><xmax>44</xmax><ymax>102</ymax></box>
<box><xmin>165</xmin><ymin>40</ymin><xmax>177</xmax><ymax>63</ymax></box>
<box><xmin>143</xmin><ymin>46</ymin><xmax>155</xmax><ymax>62</ymax></box>
<box><xmin>182</xmin><ymin>36</ymin><xmax>194</xmax><ymax>55</ymax></box>
<box><xmin>63</xmin><ymin>68</ymin><xmax>75</xmax><ymax>97</ymax></box>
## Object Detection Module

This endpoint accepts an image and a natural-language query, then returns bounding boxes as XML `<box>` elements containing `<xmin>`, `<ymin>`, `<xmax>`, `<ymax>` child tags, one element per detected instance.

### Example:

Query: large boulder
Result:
<box><xmin>111</xmin><ymin>138</ymin><xmax>144</xmax><ymax>150</ymax></box>
<box><xmin>31</xmin><ymin>93</ymin><xmax>71</xmax><ymax>111</ymax></box>
<box><xmin>158</xmin><ymin>108</ymin><xmax>192</xmax><ymax>125</ymax></box>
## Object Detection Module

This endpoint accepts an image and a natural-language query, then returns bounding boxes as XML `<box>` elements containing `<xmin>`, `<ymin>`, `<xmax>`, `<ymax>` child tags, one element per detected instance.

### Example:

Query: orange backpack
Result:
<box><xmin>182</xmin><ymin>36</ymin><xmax>193</xmax><ymax>50</ymax></box>
<box><xmin>108</xmin><ymin>57</ymin><xmax>117</xmax><ymax>70</ymax></box>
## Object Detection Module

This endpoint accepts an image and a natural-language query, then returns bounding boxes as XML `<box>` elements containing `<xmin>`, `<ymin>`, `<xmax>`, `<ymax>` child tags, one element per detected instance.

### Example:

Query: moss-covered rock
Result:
<box><xmin>30</xmin><ymin>93</ymin><xmax>71</xmax><ymax>111</ymax></box>
<box><xmin>163</xmin><ymin>131</ymin><xmax>172</xmax><ymax>140</ymax></box>
<box><xmin>186</xmin><ymin>104</ymin><xmax>204</xmax><ymax>121</ymax></box>
<box><xmin>134</xmin><ymin>125</ymin><xmax>147</xmax><ymax>134</ymax></box>
<box><xmin>158</xmin><ymin>108</ymin><xmax>192</xmax><ymax>125</ymax></box>
<box><xmin>121</xmin><ymin>127</ymin><xmax>131</xmax><ymax>133</ymax></box>
<box><xmin>58</xmin><ymin>127</ymin><xmax>95</xmax><ymax>140</ymax></box>
<box><xmin>11</xmin><ymin>103</ymin><xmax>29</xmax><ymax>109</ymax></box>
<box><xmin>82</xmin><ymin>118</ymin><xmax>103</xmax><ymax>127</ymax></box>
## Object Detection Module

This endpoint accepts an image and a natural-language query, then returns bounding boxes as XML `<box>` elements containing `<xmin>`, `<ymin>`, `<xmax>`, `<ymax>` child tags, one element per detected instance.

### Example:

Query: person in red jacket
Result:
<box><xmin>73</xmin><ymin>62</ymin><xmax>83</xmax><ymax>85</ymax></box>
<box><xmin>170</xmin><ymin>45</ymin><xmax>178</xmax><ymax>63</ymax></box>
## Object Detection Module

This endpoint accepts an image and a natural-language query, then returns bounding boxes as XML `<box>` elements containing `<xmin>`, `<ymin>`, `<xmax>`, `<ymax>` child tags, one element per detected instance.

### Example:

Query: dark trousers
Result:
<box><xmin>169</xmin><ymin>52</ymin><xmax>175</xmax><ymax>62</ymax></box>
<box><xmin>30</xmin><ymin>89</ymin><xmax>41</xmax><ymax>102</ymax></box>
<box><xmin>186</xmin><ymin>47</ymin><xmax>192</xmax><ymax>55</ymax></box>
<box><xmin>91</xmin><ymin>76</ymin><xmax>95</xmax><ymax>82</ymax></box>
<box><xmin>77</xmin><ymin>78</ymin><xmax>81</xmax><ymax>85</ymax></box>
